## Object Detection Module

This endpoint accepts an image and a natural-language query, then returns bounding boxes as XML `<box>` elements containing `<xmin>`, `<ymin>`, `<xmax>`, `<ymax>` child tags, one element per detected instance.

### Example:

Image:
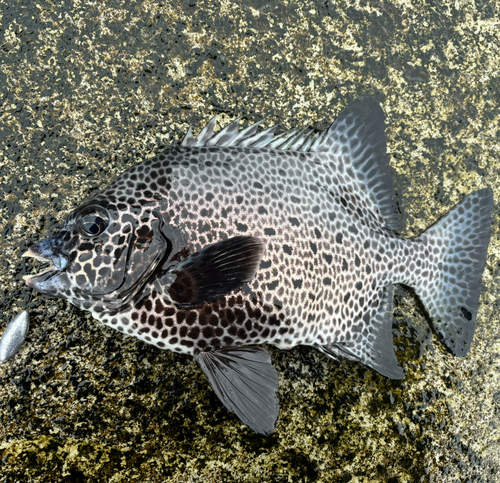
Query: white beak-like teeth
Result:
<box><xmin>22</xmin><ymin>251</ymin><xmax>56</xmax><ymax>281</ymax></box>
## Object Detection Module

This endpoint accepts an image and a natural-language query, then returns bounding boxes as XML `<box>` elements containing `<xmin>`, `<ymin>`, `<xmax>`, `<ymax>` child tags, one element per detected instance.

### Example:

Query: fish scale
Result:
<box><xmin>22</xmin><ymin>97</ymin><xmax>493</xmax><ymax>435</ymax></box>
<box><xmin>101</xmin><ymin>146</ymin><xmax>391</xmax><ymax>353</ymax></box>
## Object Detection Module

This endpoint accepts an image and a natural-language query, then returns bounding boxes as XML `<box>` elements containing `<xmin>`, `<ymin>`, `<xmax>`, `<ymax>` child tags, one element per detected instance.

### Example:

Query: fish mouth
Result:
<box><xmin>22</xmin><ymin>246</ymin><xmax>67</xmax><ymax>285</ymax></box>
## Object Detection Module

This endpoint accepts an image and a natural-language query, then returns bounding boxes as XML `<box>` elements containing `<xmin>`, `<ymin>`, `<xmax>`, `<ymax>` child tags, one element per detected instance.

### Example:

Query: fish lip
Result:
<box><xmin>22</xmin><ymin>246</ymin><xmax>67</xmax><ymax>283</ymax></box>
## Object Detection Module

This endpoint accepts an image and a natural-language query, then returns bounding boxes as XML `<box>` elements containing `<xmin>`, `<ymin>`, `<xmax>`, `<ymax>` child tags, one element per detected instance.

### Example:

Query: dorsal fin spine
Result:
<box><xmin>195</xmin><ymin>115</ymin><xmax>217</xmax><ymax>145</ymax></box>
<box><xmin>181</xmin><ymin>126</ymin><xmax>195</xmax><ymax>146</ymax></box>
<box><xmin>267</xmin><ymin>128</ymin><xmax>299</xmax><ymax>149</ymax></box>
<box><xmin>242</xmin><ymin>126</ymin><xmax>278</xmax><ymax>147</ymax></box>
<box><xmin>206</xmin><ymin>117</ymin><xmax>241</xmax><ymax>147</ymax></box>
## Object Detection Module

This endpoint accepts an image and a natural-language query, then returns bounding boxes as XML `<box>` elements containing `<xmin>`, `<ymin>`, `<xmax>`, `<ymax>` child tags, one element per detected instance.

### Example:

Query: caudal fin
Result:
<box><xmin>414</xmin><ymin>189</ymin><xmax>493</xmax><ymax>356</ymax></box>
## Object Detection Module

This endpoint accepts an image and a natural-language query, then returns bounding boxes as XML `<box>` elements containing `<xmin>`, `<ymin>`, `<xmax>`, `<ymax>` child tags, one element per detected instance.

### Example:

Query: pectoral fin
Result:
<box><xmin>168</xmin><ymin>236</ymin><xmax>264</xmax><ymax>306</ymax></box>
<box><xmin>196</xmin><ymin>346</ymin><xmax>280</xmax><ymax>435</ymax></box>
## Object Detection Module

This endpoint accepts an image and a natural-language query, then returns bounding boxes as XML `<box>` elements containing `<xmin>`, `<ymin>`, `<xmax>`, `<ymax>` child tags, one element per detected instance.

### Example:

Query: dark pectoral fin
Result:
<box><xmin>196</xmin><ymin>346</ymin><xmax>280</xmax><ymax>435</ymax></box>
<box><xmin>168</xmin><ymin>236</ymin><xmax>264</xmax><ymax>306</ymax></box>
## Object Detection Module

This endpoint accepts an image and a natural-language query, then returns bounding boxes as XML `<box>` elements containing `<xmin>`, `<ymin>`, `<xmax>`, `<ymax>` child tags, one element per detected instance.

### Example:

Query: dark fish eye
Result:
<box><xmin>76</xmin><ymin>206</ymin><xmax>110</xmax><ymax>237</ymax></box>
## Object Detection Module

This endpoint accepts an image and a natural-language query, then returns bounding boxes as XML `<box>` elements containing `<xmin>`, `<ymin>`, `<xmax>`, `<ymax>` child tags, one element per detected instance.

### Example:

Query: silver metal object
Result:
<box><xmin>0</xmin><ymin>310</ymin><xmax>30</xmax><ymax>363</ymax></box>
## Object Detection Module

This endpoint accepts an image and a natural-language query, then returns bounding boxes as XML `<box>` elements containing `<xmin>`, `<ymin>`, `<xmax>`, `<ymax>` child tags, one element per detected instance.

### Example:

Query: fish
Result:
<box><xmin>0</xmin><ymin>310</ymin><xmax>30</xmax><ymax>363</ymax></box>
<box><xmin>21</xmin><ymin>97</ymin><xmax>493</xmax><ymax>434</ymax></box>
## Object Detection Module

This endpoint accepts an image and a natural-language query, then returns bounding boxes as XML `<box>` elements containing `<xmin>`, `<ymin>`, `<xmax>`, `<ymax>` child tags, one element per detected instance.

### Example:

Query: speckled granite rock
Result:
<box><xmin>1</xmin><ymin>0</ymin><xmax>499</xmax><ymax>481</ymax></box>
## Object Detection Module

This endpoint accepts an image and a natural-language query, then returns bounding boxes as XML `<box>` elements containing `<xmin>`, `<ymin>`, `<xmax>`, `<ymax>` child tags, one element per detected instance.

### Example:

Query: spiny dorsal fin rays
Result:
<box><xmin>178</xmin><ymin>98</ymin><xmax>401</xmax><ymax>232</ymax></box>
<box><xmin>206</xmin><ymin>117</ymin><xmax>242</xmax><ymax>146</ymax></box>
<box><xmin>181</xmin><ymin>126</ymin><xmax>196</xmax><ymax>147</ymax></box>
<box><xmin>299</xmin><ymin>130</ymin><xmax>321</xmax><ymax>152</ymax></box>
<box><xmin>266</xmin><ymin>128</ymin><xmax>300</xmax><ymax>149</ymax></box>
<box><xmin>310</xmin><ymin>128</ymin><xmax>330</xmax><ymax>152</ymax></box>
<box><xmin>239</xmin><ymin>125</ymin><xmax>279</xmax><ymax>147</ymax></box>
<box><xmin>229</xmin><ymin>119</ymin><xmax>267</xmax><ymax>146</ymax></box>
<box><xmin>180</xmin><ymin>115</ymin><xmax>322</xmax><ymax>152</ymax></box>
<box><xmin>195</xmin><ymin>115</ymin><xmax>218</xmax><ymax>146</ymax></box>
<box><xmin>287</xmin><ymin>127</ymin><xmax>315</xmax><ymax>151</ymax></box>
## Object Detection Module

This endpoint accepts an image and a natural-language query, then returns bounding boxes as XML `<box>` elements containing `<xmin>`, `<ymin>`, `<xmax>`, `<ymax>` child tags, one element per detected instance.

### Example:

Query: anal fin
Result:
<box><xmin>317</xmin><ymin>285</ymin><xmax>404</xmax><ymax>379</ymax></box>
<box><xmin>196</xmin><ymin>346</ymin><xmax>279</xmax><ymax>435</ymax></box>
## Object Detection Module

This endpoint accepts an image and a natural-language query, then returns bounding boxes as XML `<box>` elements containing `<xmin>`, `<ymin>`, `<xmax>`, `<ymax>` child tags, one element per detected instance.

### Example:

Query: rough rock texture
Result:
<box><xmin>1</xmin><ymin>0</ymin><xmax>499</xmax><ymax>481</ymax></box>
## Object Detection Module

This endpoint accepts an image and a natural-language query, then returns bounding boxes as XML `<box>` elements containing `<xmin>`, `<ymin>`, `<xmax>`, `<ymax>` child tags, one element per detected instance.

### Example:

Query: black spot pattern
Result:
<box><xmin>83</xmin><ymin>143</ymin><xmax>450</xmax><ymax>355</ymax></box>
<box><xmin>85</xmin><ymin>144</ymin><xmax>406</xmax><ymax>355</ymax></box>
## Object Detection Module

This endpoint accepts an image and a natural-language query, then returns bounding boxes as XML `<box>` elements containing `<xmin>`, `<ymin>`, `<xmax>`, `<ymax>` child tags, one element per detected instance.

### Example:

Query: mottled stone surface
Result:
<box><xmin>1</xmin><ymin>0</ymin><xmax>499</xmax><ymax>481</ymax></box>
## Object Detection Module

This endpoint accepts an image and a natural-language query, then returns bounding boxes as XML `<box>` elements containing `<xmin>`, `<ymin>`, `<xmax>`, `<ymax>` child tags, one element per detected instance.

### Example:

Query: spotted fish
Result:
<box><xmin>22</xmin><ymin>97</ymin><xmax>493</xmax><ymax>434</ymax></box>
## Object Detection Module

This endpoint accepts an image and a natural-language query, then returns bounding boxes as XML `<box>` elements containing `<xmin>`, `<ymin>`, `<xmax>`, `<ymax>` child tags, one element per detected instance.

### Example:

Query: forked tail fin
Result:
<box><xmin>414</xmin><ymin>188</ymin><xmax>493</xmax><ymax>356</ymax></box>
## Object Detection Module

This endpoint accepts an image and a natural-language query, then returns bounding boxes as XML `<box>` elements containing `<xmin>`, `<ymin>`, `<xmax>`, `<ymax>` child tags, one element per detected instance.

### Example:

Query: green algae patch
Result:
<box><xmin>0</xmin><ymin>435</ymin><xmax>195</xmax><ymax>482</ymax></box>
<box><xmin>1</xmin><ymin>437</ymin><xmax>135</xmax><ymax>481</ymax></box>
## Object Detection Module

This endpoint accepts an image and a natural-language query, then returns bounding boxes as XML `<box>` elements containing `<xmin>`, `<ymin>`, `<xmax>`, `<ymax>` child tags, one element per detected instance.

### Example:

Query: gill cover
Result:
<box><xmin>72</xmin><ymin>206</ymin><xmax>186</xmax><ymax>308</ymax></box>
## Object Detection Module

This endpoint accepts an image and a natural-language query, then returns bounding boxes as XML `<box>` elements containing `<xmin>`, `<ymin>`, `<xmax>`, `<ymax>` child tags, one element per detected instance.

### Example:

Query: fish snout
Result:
<box><xmin>22</xmin><ymin>237</ymin><xmax>68</xmax><ymax>285</ymax></box>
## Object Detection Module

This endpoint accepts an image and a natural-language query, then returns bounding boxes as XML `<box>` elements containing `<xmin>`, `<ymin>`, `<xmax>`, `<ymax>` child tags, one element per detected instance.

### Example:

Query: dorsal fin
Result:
<box><xmin>320</xmin><ymin>97</ymin><xmax>401</xmax><ymax>231</ymax></box>
<box><xmin>180</xmin><ymin>116</ymin><xmax>319</xmax><ymax>151</ymax></box>
<box><xmin>180</xmin><ymin>97</ymin><xmax>401</xmax><ymax>231</ymax></box>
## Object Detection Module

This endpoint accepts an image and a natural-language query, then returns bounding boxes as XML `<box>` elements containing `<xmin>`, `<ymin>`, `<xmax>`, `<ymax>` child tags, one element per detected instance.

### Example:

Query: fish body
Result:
<box><xmin>23</xmin><ymin>98</ymin><xmax>493</xmax><ymax>434</ymax></box>
<box><xmin>0</xmin><ymin>310</ymin><xmax>30</xmax><ymax>363</ymax></box>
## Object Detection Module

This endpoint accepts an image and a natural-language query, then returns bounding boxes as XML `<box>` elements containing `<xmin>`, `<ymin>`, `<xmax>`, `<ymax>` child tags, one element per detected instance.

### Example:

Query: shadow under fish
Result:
<box><xmin>21</xmin><ymin>97</ymin><xmax>493</xmax><ymax>434</ymax></box>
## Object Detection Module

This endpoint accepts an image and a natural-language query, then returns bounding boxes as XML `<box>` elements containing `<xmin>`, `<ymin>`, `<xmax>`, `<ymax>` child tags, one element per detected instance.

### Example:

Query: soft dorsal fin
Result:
<box><xmin>316</xmin><ymin>285</ymin><xmax>404</xmax><ymax>379</ymax></box>
<box><xmin>196</xmin><ymin>346</ymin><xmax>280</xmax><ymax>435</ymax></box>
<box><xmin>180</xmin><ymin>97</ymin><xmax>400</xmax><ymax>231</ymax></box>
<box><xmin>320</xmin><ymin>97</ymin><xmax>401</xmax><ymax>231</ymax></box>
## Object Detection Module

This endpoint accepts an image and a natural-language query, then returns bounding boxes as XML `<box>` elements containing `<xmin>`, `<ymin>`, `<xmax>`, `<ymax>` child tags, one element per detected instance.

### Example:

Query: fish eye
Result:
<box><xmin>76</xmin><ymin>206</ymin><xmax>110</xmax><ymax>237</ymax></box>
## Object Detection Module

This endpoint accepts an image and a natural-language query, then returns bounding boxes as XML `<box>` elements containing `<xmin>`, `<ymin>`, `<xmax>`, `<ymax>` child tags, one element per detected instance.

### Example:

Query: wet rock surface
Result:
<box><xmin>1</xmin><ymin>0</ymin><xmax>499</xmax><ymax>481</ymax></box>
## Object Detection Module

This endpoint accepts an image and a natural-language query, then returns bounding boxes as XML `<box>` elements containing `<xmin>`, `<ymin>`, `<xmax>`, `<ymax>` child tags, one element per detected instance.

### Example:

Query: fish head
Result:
<box><xmin>23</xmin><ymin>198</ymin><xmax>186</xmax><ymax>309</ymax></box>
